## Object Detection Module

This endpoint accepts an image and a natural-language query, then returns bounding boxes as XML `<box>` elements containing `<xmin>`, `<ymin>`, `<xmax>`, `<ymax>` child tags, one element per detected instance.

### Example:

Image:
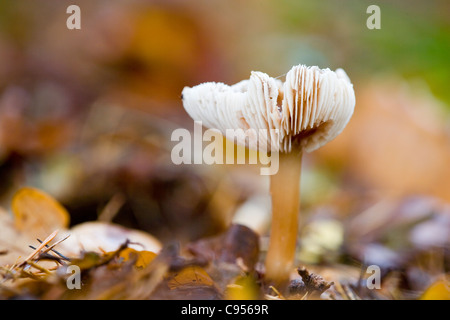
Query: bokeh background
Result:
<box><xmin>0</xmin><ymin>0</ymin><xmax>449</xmax><ymax>298</ymax></box>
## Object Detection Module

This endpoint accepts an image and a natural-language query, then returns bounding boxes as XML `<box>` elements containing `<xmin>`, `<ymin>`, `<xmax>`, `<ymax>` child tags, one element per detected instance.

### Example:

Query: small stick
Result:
<box><xmin>37</xmin><ymin>234</ymin><xmax>71</xmax><ymax>260</ymax></box>
<box><xmin>26</xmin><ymin>261</ymin><xmax>52</xmax><ymax>275</ymax></box>
<box><xmin>28</xmin><ymin>246</ymin><xmax>62</xmax><ymax>262</ymax></box>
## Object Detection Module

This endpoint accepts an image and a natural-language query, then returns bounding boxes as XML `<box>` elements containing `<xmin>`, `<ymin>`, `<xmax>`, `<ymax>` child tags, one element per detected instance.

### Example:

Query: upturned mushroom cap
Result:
<box><xmin>182</xmin><ymin>64</ymin><xmax>355</xmax><ymax>153</ymax></box>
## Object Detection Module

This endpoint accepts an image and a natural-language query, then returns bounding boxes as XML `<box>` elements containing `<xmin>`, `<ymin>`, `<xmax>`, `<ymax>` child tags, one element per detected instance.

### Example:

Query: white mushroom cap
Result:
<box><xmin>182</xmin><ymin>64</ymin><xmax>355</xmax><ymax>153</ymax></box>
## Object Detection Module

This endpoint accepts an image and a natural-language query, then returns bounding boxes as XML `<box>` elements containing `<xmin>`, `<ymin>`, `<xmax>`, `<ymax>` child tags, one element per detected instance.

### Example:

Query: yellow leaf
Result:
<box><xmin>119</xmin><ymin>248</ymin><xmax>156</xmax><ymax>268</ymax></box>
<box><xmin>12</xmin><ymin>187</ymin><xmax>70</xmax><ymax>239</ymax></box>
<box><xmin>225</xmin><ymin>275</ymin><xmax>260</xmax><ymax>300</ymax></box>
<box><xmin>168</xmin><ymin>266</ymin><xmax>214</xmax><ymax>290</ymax></box>
<box><xmin>421</xmin><ymin>277</ymin><xmax>450</xmax><ymax>300</ymax></box>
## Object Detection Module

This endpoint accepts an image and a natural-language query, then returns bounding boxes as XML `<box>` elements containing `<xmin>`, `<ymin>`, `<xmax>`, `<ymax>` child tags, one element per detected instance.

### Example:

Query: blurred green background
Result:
<box><xmin>0</xmin><ymin>0</ymin><xmax>448</xmax><ymax>105</ymax></box>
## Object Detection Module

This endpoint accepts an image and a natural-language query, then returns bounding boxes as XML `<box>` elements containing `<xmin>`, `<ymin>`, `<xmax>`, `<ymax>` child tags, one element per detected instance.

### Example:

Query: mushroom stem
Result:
<box><xmin>265</xmin><ymin>149</ymin><xmax>303</xmax><ymax>286</ymax></box>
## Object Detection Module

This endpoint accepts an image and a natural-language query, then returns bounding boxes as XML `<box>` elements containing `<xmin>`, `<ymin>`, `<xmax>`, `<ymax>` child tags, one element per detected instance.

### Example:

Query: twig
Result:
<box><xmin>37</xmin><ymin>234</ymin><xmax>71</xmax><ymax>261</ymax></box>
<box><xmin>26</xmin><ymin>261</ymin><xmax>52</xmax><ymax>275</ymax></box>
<box><xmin>29</xmin><ymin>246</ymin><xmax>64</xmax><ymax>263</ymax></box>
<box><xmin>18</xmin><ymin>230</ymin><xmax>58</xmax><ymax>267</ymax></box>
<box><xmin>268</xmin><ymin>285</ymin><xmax>286</xmax><ymax>299</ymax></box>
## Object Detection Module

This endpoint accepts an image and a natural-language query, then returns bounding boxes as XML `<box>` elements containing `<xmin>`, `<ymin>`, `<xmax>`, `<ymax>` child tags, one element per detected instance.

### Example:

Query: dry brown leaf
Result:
<box><xmin>12</xmin><ymin>187</ymin><xmax>70</xmax><ymax>239</ymax></box>
<box><xmin>118</xmin><ymin>248</ymin><xmax>157</xmax><ymax>269</ymax></box>
<box><xmin>187</xmin><ymin>224</ymin><xmax>260</xmax><ymax>271</ymax></box>
<box><xmin>168</xmin><ymin>265</ymin><xmax>214</xmax><ymax>290</ymax></box>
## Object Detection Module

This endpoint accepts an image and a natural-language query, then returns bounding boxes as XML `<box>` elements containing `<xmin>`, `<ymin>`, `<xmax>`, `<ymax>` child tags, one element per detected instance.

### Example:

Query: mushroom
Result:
<box><xmin>181</xmin><ymin>64</ymin><xmax>355</xmax><ymax>286</ymax></box>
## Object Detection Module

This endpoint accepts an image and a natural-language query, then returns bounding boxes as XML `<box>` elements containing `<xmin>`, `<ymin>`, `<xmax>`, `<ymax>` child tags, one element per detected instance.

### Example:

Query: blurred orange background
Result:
<box><xmin>0</xmin><ymin>0</ymin><xmax>449</xmax><ymax>246</ymax></box>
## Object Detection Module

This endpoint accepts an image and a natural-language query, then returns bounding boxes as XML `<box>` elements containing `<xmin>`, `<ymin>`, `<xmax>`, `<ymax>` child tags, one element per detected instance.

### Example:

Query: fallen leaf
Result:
<box><xmin>12</xmin><ymin>187</ymin><xmax>70</xmax><ymax>239</ymax></box>
<box><xmin>225</xmin><ymin>275</ymin><xmax>260</xmax><ymax>300</ymax></box>
<box><xmin>58</xmin><ymin>221</ymin><xmax>162</xmax><ymax>257</ymax></box>
<box><xmin>187</xmin><ymin>224</ymin><xmax>260</xmax><ymax>271</ymax></box>
<box><xmin>119</xmin><ymin>248</ymin><xmax>156</xmax><ymax>268</ymax></box>
<box><xmin>420</xmin><ymin>276</ymin><xmax>450</xmax><ymax>300</ymax></box>
<box><xmin>168</xmin><ymin>265</ymin><xmax>214</xmax><ymax>290</ymax></box>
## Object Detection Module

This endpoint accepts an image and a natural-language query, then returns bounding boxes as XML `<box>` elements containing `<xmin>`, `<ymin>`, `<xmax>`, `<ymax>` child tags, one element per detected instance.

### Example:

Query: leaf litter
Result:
<box><xmin>0</xmin><ymin>185</ymin><xmax>449</xmax><ymax>300</ymax></box>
